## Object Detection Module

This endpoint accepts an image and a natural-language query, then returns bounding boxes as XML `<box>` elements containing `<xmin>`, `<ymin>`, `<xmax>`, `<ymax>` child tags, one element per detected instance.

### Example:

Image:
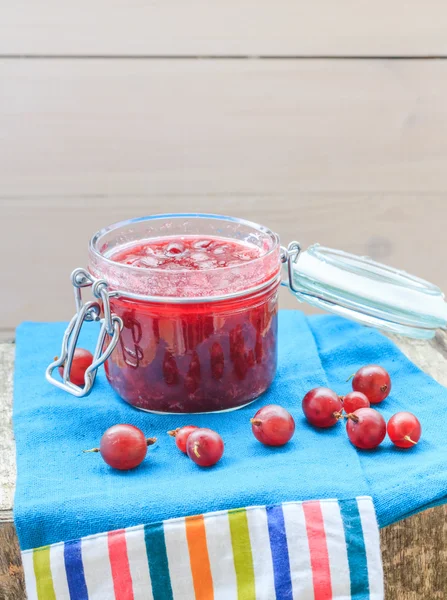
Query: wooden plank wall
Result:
<box><xmin>2</xmin><ymin>2</ymin><xmax>447</xmax><ymax>56</ymax></box>
<box><xmin>1</xmin><ymin>2</ymin><xmax>447</xmax><ymax>338</ymax></box>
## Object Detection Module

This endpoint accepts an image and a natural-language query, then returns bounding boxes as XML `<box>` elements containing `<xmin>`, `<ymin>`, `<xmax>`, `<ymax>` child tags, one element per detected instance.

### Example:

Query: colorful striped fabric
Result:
<box><xmin>22</xmin><ymin>497</ymin><xmax>383</xmax><ymax>600</ymax></box>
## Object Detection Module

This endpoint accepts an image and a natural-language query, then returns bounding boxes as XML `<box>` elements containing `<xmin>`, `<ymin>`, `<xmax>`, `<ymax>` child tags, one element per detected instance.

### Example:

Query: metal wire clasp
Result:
<box><xmin>45</xmin><ymin>269</ymin><xmax>123</xmax><ymax>397</ymax></box>
<box><xmin>280</xmin><ymin>241</ymin><xmax>302</xmax><ymax>292</ymax></box>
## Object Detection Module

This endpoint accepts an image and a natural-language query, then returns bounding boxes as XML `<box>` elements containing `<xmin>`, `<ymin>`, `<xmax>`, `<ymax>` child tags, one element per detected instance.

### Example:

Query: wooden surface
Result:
<box><xmin>3</xmin><ymin>196</ymin><xmax>447</xmax><ymax>338</ymax></box>
<box><xmin>0</xmin><ymin>345</ymin><xmax>15</xmax><ymax>522</ymax></box>
<box><xmin>2</xmin><ymin>57</ymin><xmax>447</xmax><ymax>336</ymax></box>
<box><xmin>0</xmin><ymin>524</ymin><xmax>23</xmax><ymax>600</ymax></box>
<box><xmin>3</xmin><ymin>59</ymin><xmax>447</xmax><ymax>197</ymax></box>
<box><xmin>2</xmin><ymin>1</ymin><xmax>447</xmax><ymax>56</ymax></box>
<box><xmin>2</xmin><ymin>330</ymin><xmax>447</xmax><ymax>599</ymax></box>
<box><xmin>381</xmin><ymin>505</ymin><xmax>447</xmax><ymax>600</ymax></box>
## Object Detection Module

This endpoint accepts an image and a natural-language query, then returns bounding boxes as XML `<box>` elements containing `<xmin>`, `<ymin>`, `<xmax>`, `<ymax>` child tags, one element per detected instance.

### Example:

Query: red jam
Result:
<box><xmin>104</xmin><ymin>236</ymin><xmax>279</xmax><ymax>413</ymax></box>
<box><xmin>111</xmin><ymin>236</ymin><xmax>261</xmax><ymax>273</ymax></box>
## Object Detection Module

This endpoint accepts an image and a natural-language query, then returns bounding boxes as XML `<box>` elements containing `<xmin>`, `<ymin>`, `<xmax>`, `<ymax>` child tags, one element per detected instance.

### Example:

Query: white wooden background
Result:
<box><xmin>1</xmin><ymin>2</ymin><xmax>447</xmax><ymax>338</ymax></box>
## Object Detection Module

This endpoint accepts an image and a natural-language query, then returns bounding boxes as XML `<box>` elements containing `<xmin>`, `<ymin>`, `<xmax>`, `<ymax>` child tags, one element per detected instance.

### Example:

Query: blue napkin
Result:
<box><xmin>13</xmin><ymin>311</ymin><xmax>447</xmax><ymax>550</ymax></box>
<box><xmin>308</xmin><ymin>316</ymin><xmax>447</xmax><ymax>525</ymax></box>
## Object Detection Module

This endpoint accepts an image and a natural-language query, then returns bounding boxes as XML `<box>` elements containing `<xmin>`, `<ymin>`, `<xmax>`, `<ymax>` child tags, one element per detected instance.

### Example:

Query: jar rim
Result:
<box><xmin>90</xmin><ymin>213</ymin><xmax>280</xmax><ymax>273</ymax></box>
<box><xmin>88</xmin><ymin>213</ymin><xmax>281</xmax><ymax>301</ymax></box>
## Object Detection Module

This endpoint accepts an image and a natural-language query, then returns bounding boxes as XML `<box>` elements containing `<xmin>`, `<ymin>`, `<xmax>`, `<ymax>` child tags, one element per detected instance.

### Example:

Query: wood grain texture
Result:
<box><xmin>2</xmin><ymin>194</ymin><xmax>447</xmax><ymax>330</ymax></box>
<box><xmin>1</xmin><ymin>59</ymin><xmax>447</xmax><ymax>197</ymax></box>
<box><xmin>381</xmin><ymin>504</ymin><xmax>447</xmax><ymax>600</ymax></box>
<box><xmin>0</xmin><ymin>523</ymin><xmax>24</xmax><ymax>600</ymax></box>
<box><xmin>0</xmin><ymin>345</ymin><xmax>15</xmax><ymax>521</ymax></box>
<box><xmin>1</xmin><ymin>1</ymin><xmax>447</xmax><ymax>56</ymax></box>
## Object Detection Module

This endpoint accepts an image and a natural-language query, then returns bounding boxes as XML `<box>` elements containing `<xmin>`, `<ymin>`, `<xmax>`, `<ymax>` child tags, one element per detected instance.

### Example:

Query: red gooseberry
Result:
<box><xmin>387</xmin><ymin>412</ymin><xmax>421</xmax><ymax>448</ymax></box>
<box><xmin>342</xmin><ymin>391</ymin><xmax>370</xmax><ymax>414</ymax></box>
<box><xmin>250</xmin><ymin>405</ymin><xmax>295</xmax><ymax>446</ymax></box>
<box><xmin>58</xmin><ymin>348</ymin><xmax>93</xmax><ymax>386</ymax></box>
<box><xmin>186</xmin><ymin>428</ymin><xmax>224</xmax><ymax>467</ymax></box>
<box><xmin>84</xmin><ymin>424</ymin><xmax>156</xmax><ymax>470</ymax></box>
<box><xmin>302</xmin><ymin>387</ymin><xmax>343</xmax><ymax>428</ymax></box>
<box><xmin>346</xmin><ymin>408</ymin><xmax>386</xmax><ymax>450</ymax></box>
<box><xmin>168</xmin><ymin>425</ymin><xmax>199</xmax><ymax>453</ymax></box>
<box><xmin>351</xmin><ymin>364</ymin><xmax>391</xmax><ymax>404</ymax></box>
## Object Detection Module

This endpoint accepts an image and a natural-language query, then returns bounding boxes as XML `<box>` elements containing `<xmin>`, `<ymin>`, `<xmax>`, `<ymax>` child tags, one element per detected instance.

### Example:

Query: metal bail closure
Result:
<box><xmin>46</xmin><ymin>269</ymin><xmax>123</xmax><ymax>397</ymax></box>
<box><xmin>281</xmin><ymin>242</ymin><xmax>447</xmax><ymax>339</ymax></box>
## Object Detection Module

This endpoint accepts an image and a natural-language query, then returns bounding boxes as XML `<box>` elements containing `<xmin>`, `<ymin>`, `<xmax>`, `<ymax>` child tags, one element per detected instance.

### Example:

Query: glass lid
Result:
<box><xmin>284</xmin><ymin>242</ymin><xmax>447</xmax><ymax>339</ymax></box>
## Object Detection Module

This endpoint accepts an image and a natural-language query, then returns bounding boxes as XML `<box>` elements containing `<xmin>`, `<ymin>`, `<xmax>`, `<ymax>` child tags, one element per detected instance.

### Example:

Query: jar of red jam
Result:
<box><xmin>47</xmin><ymin>213</ymin><xmax>447</xmax><ymax>413</ymax></box>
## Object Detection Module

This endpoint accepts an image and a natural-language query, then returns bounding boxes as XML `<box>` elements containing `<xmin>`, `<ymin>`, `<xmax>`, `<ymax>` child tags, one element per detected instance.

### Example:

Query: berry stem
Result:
<box><xmin>193</xmin><ymin>442</ymin><xmax>201</xmax><ymax>458</ymax></box>
<box><xmin>338</xmin><ymin>395</ymin><xmax>345</xmax><ymax>401</ymax></box>
<box><xmin>347</xmin><ymin>413</ymin><xmax>359</xmax><ymax>423</ymax></box>
<box><xmin>333</xmin><ymin>411</ymin><xmax>344</xmax><ymax>420</ymax></box>
<box><xmin>403</xmin><ymin>435</ymin><xmax>417</xmax><ymax>445</ymax></box>
<box><xmin>250</xmin><ymin>418</ymin><xmax>262</xmax><ymax>426</ymax></box>
<box><xmin>346</xmin><ymin>374</ymin><xmax>355</xmax><ymax>383</ymax></box>
<box><xmin>167</xmin><ymin>429</ymin><xmax>180</xmax><ymax>438</ymax></box>
<box><xmin>380</xmin><ymin>384</ymin><xmax>388</xmax><ymax>393</ymax></box>
<box><xmin>84</xmin><ymin>438</ymin><xmax>156</xmax><ymax>453</ymax></box>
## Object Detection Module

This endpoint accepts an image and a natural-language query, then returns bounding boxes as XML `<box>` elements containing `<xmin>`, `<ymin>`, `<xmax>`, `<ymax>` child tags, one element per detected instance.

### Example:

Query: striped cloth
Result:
<box><xmin>22</xmin><ymin>497</ymin><xmax>383</xmax><ymax>600</ymax></box>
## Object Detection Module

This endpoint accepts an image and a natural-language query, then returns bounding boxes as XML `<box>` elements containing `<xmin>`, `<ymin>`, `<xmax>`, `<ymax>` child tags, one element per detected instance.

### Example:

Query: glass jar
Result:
<box><xmin>47</xmin><ymin>213</ymin><xmax>447</xmax><ymax>413</ymax></box>
<box><xmin>91</xmin><ymin>214</ymin><xmax>280</xmax><ymax>413</ymax></box>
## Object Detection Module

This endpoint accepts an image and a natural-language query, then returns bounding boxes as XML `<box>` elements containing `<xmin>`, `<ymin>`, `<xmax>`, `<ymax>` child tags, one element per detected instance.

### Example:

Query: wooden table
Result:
<box><xmin>1</xmin><ymin>333</ymin><xmax>447</xmax><ymax>600</ymax></box>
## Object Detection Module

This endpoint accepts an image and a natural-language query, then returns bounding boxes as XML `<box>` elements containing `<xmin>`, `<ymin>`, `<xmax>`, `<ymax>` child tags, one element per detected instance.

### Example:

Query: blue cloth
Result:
<box><xmin>13</xmin><ymin>311</ymin><xmax>447</xmax><ymax>550</ymax></box>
